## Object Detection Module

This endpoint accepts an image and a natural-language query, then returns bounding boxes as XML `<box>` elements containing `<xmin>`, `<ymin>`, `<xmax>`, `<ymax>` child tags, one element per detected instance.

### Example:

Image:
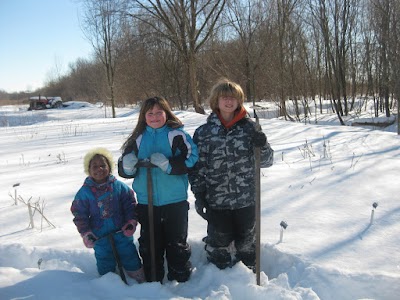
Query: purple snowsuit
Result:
<box><xmin>71</xmin><ymin>175</ymin><xmax>142</xmax><ymax>275</ymax></box>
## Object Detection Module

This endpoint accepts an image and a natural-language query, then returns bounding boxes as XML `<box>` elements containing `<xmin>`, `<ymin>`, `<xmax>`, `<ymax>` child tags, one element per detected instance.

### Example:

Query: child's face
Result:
<box><xmin>89</xmin><ymin>155</ymin><xmax>110</xmax><ymax>184</ymax></box>
<box><xmin>145</xmin><ymin>104</ymin><xmax>167</xmax><ymax>129</ymax></box>
<box><xmin>218</xmin><ymin>96</ymin><xmax>239</xmax><ymax>116</ymax></box>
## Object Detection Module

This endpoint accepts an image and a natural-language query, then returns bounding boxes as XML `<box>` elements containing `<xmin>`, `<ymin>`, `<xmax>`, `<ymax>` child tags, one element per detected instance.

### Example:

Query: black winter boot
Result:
<box><xmin>167</xmin><ymin>262</ymin><xmax>192</xmax><ymax>282</ymax></box>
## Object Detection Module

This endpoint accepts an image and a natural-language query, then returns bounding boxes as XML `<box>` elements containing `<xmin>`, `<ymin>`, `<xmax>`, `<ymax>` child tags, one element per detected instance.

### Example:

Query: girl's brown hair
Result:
<box><xmin>208</xmin><ymin>78</ymin><xmax>245</xmax><ymax>113</ymax></box>
<box><xmin>121</xmin><ymin>96</ymin><xmax>183</xmax><ymax>153</ymax></box>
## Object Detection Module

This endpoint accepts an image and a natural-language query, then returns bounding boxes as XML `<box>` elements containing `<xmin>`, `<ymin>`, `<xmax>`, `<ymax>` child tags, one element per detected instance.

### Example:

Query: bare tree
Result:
<box><xmin>275</xmin><ymin>0</ymin><xmax>300</xmax><ymax>120</ymax></box>
<box><xmin>66</xmin><ymin>58</ymin><xmax>107</xmax><ymax>101</ymax></box>
<box><xmin>224</xmin><ymin>0</ymin><xmax>271</xmax><ymax>105</ymax></box>
<box><xmin>81</xmin><ymin>0</ymin><xmax>128</xmax><ymax>117</ymax></box>
<box><xmin>393</xmin><ymin>0</ymin><xmax>400</xmax><ymax>134</ymax></box>
<box><xmin>24</xmin><ymin>0</ymin><xmax>398</xmax><ymax>133</ymax></box>
<box><xmin>310</xmin><ymin>0</ymin><xmax>359</xmax><ymax>125</ymax></box>
<box><xmin>128</xmin><ymin>0</ymin><xmax>226</xmax><ymax>113</ymax></box>
<box><xmin>370</xmin><ymin>0</ymin><xmax>400</xmax><ymax>120</ymax></box>
<box><xmin>359</xmin><ymin>3</ymin><xmax>376</xmax><ymax>99</ymax></box>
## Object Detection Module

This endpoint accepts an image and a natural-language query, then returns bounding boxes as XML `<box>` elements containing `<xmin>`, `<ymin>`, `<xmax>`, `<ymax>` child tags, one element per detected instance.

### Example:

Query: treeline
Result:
<box><xmin>5</xmin><ymin>0</ymin><xmax>400</xmax><ymax>122</ymax></box>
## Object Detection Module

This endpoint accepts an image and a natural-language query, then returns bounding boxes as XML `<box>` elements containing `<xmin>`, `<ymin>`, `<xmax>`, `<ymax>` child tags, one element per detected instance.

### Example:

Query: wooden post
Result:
<box><xmin>254</xmin><ymin>110</ymin><xmax>261</xmax><ymax>286</ymax></box>
<box><xmin>146</xmin><ymin>166</ymin><xmax>156</xmax><ymax>282</ymax></box>
<box><xmin>136</xmin><ymin>160</ymin><xmax>157</xmax><ymax>282</ymax></box>
<box><xmin>108</xmin><ymin>234</ymin><xmax>128</xmax><ymax>284</ymax></box>
<box><xmin>28</xmin><ymin>202</ymin><xmax>34</xmax><ymax>228</ymax></box>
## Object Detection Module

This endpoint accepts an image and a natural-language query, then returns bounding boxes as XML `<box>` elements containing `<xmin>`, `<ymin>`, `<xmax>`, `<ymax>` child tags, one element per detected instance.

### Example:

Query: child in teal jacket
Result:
<box><xmin>118</xmin><ymin>96</ymin><xmax>198</xmax><ymax>283</ymax></box>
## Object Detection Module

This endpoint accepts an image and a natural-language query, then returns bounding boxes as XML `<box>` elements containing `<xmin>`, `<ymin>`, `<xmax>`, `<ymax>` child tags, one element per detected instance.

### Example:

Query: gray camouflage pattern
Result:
<box><xmin>189</xmin><ymin>113</ymin><xmax>274</xmax><ymax>210</ymax></box>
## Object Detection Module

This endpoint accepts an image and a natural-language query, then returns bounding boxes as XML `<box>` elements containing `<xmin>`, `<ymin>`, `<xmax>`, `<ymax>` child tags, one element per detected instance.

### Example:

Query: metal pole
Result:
<box><xmin>13</xmin><ymin>183</ymin><xmax>20</xmax><ymax>205</ymax></box>
<box><xmin>254</xmin><ymin>110</ymin><xmax>261</xmax><ymax>286</ymax></box>
<box><xmin>370</xmin><ymin>202</ymin><xmax>378</xmax><ymax>225</ymax></box>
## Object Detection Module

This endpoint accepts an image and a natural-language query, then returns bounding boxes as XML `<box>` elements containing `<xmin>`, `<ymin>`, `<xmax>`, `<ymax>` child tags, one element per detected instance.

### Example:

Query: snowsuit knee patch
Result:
<box><xmin>205</xmin><ymin>245</ymin><xmax>232</xmax><ymax>269</ymax></box>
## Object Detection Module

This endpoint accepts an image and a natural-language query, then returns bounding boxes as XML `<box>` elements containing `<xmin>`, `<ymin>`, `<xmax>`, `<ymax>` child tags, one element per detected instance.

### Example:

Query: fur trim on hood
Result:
<box><xmin>83</xmin><ymin>147</ymin><xmax>115</xmax><ymax>175</ymax></box>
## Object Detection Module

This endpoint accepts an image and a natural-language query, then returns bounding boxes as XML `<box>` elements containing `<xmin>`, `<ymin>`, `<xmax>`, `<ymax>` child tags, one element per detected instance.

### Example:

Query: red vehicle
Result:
<box><xmin>28</xmin><ymin>96</ymin><xmax>63</xmax><ymax>110</ymax></box>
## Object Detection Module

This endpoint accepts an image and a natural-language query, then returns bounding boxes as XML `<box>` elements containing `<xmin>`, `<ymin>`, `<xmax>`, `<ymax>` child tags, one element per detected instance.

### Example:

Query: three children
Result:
<box><xmin>72</xmin><ymin>81</ymin><xmax>273</xmax><ymax>283</ymax></box>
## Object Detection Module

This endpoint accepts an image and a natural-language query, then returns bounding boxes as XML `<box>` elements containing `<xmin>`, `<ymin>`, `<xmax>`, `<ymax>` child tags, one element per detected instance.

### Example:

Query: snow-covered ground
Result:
<box><xmin>0</xmin><ymin>101</ymin><xmax>399</xmax><ymax>300</ymax></box>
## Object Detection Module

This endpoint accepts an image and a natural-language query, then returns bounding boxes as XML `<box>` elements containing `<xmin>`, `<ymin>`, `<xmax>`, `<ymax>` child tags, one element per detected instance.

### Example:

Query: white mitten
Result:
<box><xmin>150</xmin><ymin>153</ymin><xmax>170</xmax><ymax>173</ymax></box>
<box><xmin>122</xmin><ymin>153</ymin><xmax>138</xmax><ymax>175</ymax></box>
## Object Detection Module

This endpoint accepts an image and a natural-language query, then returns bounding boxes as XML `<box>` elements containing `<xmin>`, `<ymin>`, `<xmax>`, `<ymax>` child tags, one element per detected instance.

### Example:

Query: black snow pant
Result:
<box><xmin>205</xmin><ymin>205</ymin><xmax>256</xmax><ymax>270</ymax></box>
<box><xmin>137</xmin><ymin>201</ymin><xmax>192</xmax><ymax>283</ymax></box>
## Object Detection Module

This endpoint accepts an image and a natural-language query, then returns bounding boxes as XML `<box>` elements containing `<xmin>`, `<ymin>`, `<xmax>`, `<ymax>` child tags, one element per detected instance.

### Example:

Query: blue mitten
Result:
<box><xmin>122</xmin><ymin>153</ymin><xmax>138</xmax><ymax>175</ymax></box>
<box><xmin>150</xmin><ymin>153</ymin><xmax>170</xmax><ymax>173</ymax></box>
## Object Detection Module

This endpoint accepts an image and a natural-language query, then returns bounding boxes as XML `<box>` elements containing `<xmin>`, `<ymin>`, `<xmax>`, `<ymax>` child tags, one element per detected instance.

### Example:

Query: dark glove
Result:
<box><xmin>195</xmin><ymin>192</ymin><xmax>208</xmax><ymax>220</ymax></box>
<box><xmin>253</xmin><ymin>130</ymin><xmax>267</xmax><ymax>147</ymax></box>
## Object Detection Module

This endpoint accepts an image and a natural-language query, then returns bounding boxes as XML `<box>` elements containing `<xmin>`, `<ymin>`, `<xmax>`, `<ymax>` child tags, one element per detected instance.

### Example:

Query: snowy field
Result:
<box><xmin>0</xmin><ymin>101</ymin><xmax>399</xmax><ymax>300</ymax></box>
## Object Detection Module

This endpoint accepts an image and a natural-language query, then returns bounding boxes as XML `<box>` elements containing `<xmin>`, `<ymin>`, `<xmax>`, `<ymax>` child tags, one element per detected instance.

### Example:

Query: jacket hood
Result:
<box><xmin>83</xmin><ymin>147</ymin><xmax>115</xmax><ymax>175</ymax></box>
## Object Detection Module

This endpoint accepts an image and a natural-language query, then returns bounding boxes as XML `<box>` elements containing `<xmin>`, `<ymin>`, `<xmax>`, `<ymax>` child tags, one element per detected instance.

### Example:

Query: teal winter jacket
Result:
<box><xmin>119</xmin><ymin>125</ymin><xmax>198</xmax><ymax>206</ymax></box>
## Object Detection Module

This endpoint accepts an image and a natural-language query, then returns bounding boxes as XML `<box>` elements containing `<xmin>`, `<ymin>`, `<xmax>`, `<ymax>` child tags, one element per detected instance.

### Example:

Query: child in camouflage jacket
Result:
<box><xmin>189</xmin><ymin>79</ymin><xmax>274</xmax><ymax>270</ymax></box>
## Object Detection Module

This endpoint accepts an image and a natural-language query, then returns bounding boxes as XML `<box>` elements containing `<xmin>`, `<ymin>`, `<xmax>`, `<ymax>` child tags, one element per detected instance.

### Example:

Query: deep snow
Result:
<box><xmin>0</xmin><ymin>101</ymin><xmax>399</xmax><ymax>300</ymax></box>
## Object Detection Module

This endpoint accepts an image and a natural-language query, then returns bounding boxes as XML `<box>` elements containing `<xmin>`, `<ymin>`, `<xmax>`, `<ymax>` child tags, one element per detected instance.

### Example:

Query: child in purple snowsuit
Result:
<box><xmin>71</xmin><ymin>147</ymin><xmax>145</xmax><ymax>283</ymax></box>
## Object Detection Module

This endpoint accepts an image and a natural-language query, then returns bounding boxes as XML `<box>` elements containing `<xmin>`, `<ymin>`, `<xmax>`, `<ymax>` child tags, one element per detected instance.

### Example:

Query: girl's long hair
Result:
<box><xmin>121</xmin><ymin>96</ymin><xmax>183</xmax><ymax>153</ymax></box>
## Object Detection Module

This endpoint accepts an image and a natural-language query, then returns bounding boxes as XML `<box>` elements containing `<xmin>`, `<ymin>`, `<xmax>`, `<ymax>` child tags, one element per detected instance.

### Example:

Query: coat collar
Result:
<box><xmin>145</xmin><ymin>124</ymin><xmax>168</xmax><ymax>133</ymax></box>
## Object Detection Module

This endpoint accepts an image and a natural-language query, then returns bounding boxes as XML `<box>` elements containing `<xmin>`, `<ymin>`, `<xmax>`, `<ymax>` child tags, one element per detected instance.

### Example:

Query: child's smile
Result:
<box><xmin>89</xmin><ymin>155</ymin><xmax>110</xmax><ymax>184</ymax></box>
<box><xmin>145</xmin><ymin>104</ymin><xmax>167</xmax><ymax>129</ymax></box>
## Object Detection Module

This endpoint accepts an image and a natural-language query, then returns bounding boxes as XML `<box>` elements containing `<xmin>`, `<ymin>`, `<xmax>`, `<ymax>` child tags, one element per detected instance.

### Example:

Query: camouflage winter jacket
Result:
<box><xmin>189</xmin><ymin>113</ymin><xmax>274</xmax><ymax>210</ymax></box>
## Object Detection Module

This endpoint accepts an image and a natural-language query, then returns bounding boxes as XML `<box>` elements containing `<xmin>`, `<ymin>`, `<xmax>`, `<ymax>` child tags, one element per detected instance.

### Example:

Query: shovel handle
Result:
<box><xmin>135</xmin><ymin>160</ymin><xmax>157</xmax><ymax>168</ymax></box>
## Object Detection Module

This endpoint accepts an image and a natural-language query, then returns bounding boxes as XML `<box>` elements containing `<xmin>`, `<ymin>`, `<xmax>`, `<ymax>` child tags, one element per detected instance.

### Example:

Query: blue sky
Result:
<box><xmin>0</xmin><ymin>0</ymin><xmax>93</xmax><ymax>93</ymax></box>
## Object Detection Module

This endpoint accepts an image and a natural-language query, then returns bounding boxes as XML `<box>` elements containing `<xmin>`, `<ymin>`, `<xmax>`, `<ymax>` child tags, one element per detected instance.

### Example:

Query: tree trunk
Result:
<box><xmin>188</xmin><ymin>53</ymin><xmax>204</xmax><ymax>114</ymax></box>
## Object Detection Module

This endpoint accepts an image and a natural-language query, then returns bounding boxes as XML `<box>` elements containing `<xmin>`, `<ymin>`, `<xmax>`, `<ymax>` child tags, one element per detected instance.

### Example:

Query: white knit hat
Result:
<box><xmin>83</xmin><ymin>147</ymin><xmax>115</xmax><ymax>175</ymax></box>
